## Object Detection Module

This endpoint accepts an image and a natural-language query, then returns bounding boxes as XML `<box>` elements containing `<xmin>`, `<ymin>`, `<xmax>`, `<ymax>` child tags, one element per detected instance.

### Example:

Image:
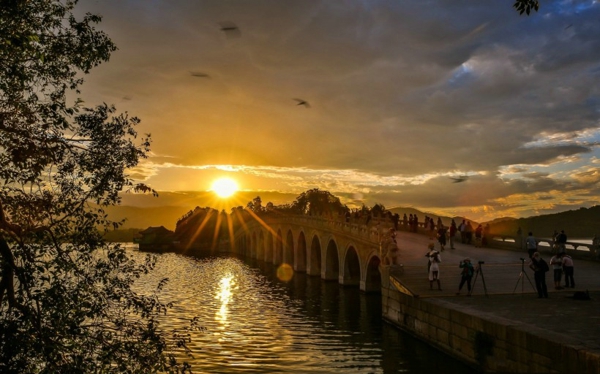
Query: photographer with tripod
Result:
<box><xmin>456</xmin><ymin>258</ymin><xmax>474</xmax><ymax>296</ymax></box>
<box><xmin>529</xmin><ymin>252</ymin><xmax>549</xmax><ymax>298</ymax></box>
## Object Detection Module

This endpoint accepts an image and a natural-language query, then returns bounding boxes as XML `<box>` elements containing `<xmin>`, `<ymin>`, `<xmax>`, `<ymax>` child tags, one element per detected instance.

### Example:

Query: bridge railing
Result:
<box><xmin>489</xmin><ymin>235</ymin><xmax>599</xmax><ymax>260</ymax></box>
<box><xmin>245</xmin><ymin>213</ymin><xmax>600</xmax><ymax>261</ymax></box>
<box><xmin>259</xmin><ymin>214</ymin><xmax>388</xmax><ymax>245</ymax></box>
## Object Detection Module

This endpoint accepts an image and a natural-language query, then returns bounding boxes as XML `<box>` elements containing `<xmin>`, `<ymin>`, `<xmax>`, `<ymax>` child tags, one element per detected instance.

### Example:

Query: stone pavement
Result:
<box><xmin>389</xmin><ymin>230</ymin><xmax>600</xmax><ymax>357</ymax></box>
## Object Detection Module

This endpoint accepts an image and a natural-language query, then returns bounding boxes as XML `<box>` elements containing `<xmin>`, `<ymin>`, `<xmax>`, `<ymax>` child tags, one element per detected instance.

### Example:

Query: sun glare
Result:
<box><xmin>211</xmin><ymin>177</ymin><xmax>238</xmax><ymax>198</ymax></box>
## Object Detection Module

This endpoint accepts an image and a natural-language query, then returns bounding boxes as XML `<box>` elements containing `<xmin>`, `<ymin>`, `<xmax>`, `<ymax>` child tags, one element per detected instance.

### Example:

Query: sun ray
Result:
<box><xmin>184</xmin><ymin>210</ymin><xmax>216</xmax><ymax>253</ymax></box>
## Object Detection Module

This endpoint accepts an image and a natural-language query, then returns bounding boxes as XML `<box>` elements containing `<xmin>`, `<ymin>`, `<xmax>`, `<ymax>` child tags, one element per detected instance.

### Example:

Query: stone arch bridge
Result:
<box><xmin>230</xmin><ymin>215</ymin><xmax>395</xmax><ymax>292</ymax></box>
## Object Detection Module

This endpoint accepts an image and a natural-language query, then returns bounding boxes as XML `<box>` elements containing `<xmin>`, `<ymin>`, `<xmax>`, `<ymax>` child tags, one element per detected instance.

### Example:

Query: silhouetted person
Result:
<box><xmin>556</xmin><ymin>230</ymin><xmax>567</xmax><ymax>254</ymax></box>
<box><xmin>525</xmin><ymin>232</ymin><xmax>537</xmax><ymax>259</ymax></box>
<box><xmin>392</xmin><ymin>213</ymin><xmax>399</xmax><ymax>231</ymax></box>
<box><xmin>561</xmin><ymin>253</ymin><xmax>575</xmax><ymax>288</ymax></box>
<box><xmin>475</xmin><ymin>224</ymin><xmax>483</xmax><ymax>248</ymax></box>
<box><xmin>465</xmin><ymin>221</ymin><xmax>473</xmax><ymax>244</ymax></box>
<box><xmin>482</xmin><ymin>223</ymin><xmax>490</xmax><ymax>247</ymax></box>
<box><xmin>456</xmin><ymin>258</ymin><xmax>474</xmax><ymax>295</ymax></box>
<box><xmin>449</xmin><ymin>219</ymin><xmax>457</xmax><ymax>249</ymax></box>
<box><xmin>549</xmin><ymin>253</ymin><xmax>563</xmax><ymax>290</ymax></box>
<box><xmin>427</xmin><ymin>245</ymin><xmax>441</xmax><ymax>291</ymax></box>
<box><xmin>437</xmin><ymin>225</ymin><xmax>447</xmax><ymax>251</ymax></box>
<box><xmin>529</xmin><ymin>252</ymin><xmax>549</xmax><ymax>298</ymax></box>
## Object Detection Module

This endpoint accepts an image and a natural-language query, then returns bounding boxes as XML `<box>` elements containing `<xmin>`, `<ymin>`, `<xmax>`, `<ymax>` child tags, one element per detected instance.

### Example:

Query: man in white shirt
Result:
<box><xmin>525</xmin><ymin>232</ymin><xmax>537</xmax><ymax>259</ymax></box>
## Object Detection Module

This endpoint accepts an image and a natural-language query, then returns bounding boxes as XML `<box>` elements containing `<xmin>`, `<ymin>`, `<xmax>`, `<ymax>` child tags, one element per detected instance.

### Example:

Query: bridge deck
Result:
<box><xmin>391</xmin><ymin>230</ymin><xmax>600</xmax><ymax>354</ymax></box>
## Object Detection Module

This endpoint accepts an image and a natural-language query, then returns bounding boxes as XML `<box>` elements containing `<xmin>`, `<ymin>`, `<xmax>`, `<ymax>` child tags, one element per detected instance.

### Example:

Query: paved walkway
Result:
<box><xmin>390</xmin><ymin>230</ymin><xmax>600</xmax><ymax>355</ymax></box>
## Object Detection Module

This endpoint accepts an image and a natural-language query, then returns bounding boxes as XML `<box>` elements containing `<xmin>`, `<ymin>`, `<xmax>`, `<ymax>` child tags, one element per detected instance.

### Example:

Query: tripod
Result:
<box><xmin>512</xmin><ymin>258</ymin><xmax>536</xmax><ymax>294</ymax></box>
<box><xmin>469</xmin><ymin>261</ymin><xmax>488</xmax><ymax>297</ymax></box>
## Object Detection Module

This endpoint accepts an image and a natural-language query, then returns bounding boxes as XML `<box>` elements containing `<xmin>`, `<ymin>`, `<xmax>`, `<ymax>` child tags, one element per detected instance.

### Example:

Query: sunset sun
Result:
<box><xmin>211</xmin><ymin>177</ymin><xmax>239</xmax><ymax>198</ymax></box>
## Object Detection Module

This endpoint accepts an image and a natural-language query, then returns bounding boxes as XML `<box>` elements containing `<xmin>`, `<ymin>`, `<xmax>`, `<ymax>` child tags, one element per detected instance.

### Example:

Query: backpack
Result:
<box><xmin>539</xmin><ymin>259</ymin><xmax>549</xmax><ymax>273</ymax></box>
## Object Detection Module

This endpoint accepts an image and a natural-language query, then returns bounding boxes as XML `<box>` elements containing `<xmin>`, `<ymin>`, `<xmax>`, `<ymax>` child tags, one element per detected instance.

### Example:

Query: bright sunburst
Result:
<box><xmin>211</xmin><ymin>177</ymin><xmax>238</xmax><ymax>198</ymax></box>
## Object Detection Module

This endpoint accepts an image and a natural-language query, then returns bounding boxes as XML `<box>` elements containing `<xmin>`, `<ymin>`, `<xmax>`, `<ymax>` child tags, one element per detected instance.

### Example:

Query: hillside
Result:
<box><xmin>388</xmin><ymin>205</ymin><xmax>600</xmax><ymax>239</ymax></box>
<box><xmin>104</xmin><ymin>205</ymin><xmax>188</xmax><ymax>231</ymax></box>
<box><xmin>485</xmin><ymin>206</ymin><xmax>600</xmax><ymax>239</ymax></box>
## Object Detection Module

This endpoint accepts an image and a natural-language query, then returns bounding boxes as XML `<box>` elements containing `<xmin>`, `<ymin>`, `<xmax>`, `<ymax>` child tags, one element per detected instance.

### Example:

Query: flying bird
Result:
<box><xmin>450</xmin><ymin>175</ymin><xmax>469</xmax><ymax>183</ymax></box>
<box><xmin>219</xmin><ymin>22</ymin><xmax>241</xmax><ymax>38</ymax></box>
<box><xmin>293</xmin><ymin>98</ymin><xmax>310</xmax><ymax>108</ymax></box>
<box><xmin>565</xmin><ymin>24</ymin><xmax>573</xmax><ymax>30</ymax></box>
<box><xmin>190</xmin><ymin>72</ymin><xmax>210</xmax><ymax>78</ymax></box>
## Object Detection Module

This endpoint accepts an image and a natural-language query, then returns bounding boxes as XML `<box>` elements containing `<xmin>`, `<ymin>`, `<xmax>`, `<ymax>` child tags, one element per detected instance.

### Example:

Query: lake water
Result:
<box><xmin>127</xmin><ymin>247</ymin><xmax>477</xmax><ymax>373</ymax></box>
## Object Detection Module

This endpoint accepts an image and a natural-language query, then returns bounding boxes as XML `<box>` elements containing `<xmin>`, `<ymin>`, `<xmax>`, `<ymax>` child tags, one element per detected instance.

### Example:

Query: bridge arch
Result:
<box><xmin>324</xmin><ymin>238</ymin><xmax>339</xmax><ymax>281</ymax></box>
<box><xmin>246</xmin><ymin>234</ymin><xmax>251</xmax><ymax>257</ymax></box>
<box><xmin>230</xmin><ymin>215</ymin><xmax>384</xmax><ymax>291</ymax></box>
<box><xmin>308</xmin><ymin>234</ymin><xmax>321</xmax><ymax>276</ymax></box>
<box><xmin>342</xmin><ymin>245</ymin><xmax>361</xmax><ymax>286</ymax></box>
<box><xmin>275</xmin><ymin>229</ymin><xmax>283</xmax><ymax>265</ymax></box>
<box><xmin>363</xmin><ymin>252</ymin><xmax>382</xmax><ymax>293</ymax></box>
<box><xmin>285</xmin><ymin>229</ymin><xmax>294</xmax><ymax>265</ymax></box>
<box><xmin>296</xmin><ymin>231</ymin><xmax>307</xmax><ymax>272</ymax></box>
<box><xmin>251</xmin><ymin>231</ymin><xmax>257</xmax><ymax>259</ymax></box>
<box><xmin>257</xmin><ymin>231</ymin><xmax>264</xmax><ymax>260</ymax></box>
<box><xmin>265</xmin><ymin>230</ymin><xmax>273</xmax><ymax>263</ymax></box>
<box><xmin>238</xmin><ymin>234</ymin><xmax>247</xmax><ymax>256</ymax></box>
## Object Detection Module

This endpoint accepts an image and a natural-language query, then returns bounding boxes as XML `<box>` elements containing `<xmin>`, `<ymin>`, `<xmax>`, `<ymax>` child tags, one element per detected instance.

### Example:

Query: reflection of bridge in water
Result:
<box><xmin>230</xmin><ymin>214</ymin><xmax>395</xmax><ymax>293</ymax></box>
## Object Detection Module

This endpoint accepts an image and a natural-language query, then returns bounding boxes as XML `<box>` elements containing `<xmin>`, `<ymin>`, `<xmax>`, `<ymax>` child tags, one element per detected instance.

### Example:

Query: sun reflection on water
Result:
<box><xmin>215</xmin><ymin>274</ymin><xmax>234</xmax><ymax>325</ymax></box>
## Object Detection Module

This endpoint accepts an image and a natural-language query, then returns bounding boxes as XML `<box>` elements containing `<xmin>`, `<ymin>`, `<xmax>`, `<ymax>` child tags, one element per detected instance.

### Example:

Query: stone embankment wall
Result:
<box><xmin>380</xmin><ymin>266</ymin><xmax>600</xmax><ymax>373</ymax></box>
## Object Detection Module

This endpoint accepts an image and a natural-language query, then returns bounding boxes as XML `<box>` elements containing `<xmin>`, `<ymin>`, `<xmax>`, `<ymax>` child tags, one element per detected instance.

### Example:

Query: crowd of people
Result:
<box><xmin>376</xmin><ymin>211</ymin><xmax>581</xmax><ymax>299</ymax></box>
<box><xmin>524</xmin><ymin>230</ymin><xmax>576</xmax><ymax>298</ymax></box>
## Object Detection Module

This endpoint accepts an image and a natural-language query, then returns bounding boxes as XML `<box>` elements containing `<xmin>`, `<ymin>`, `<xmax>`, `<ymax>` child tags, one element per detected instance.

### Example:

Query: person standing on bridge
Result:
<box><xmin>556</xmin><ymin>230</ymin><xmax>567</xmax><ymax>254</ymax></box>
<box><xmin>529</xmin><ymin>252</ymin><xmax>549</xmax><ymax>298</ymax></box>
<box><xmin>549</xmin><ymin>253</ymin><xmax>563</xmax><ymax>290</ymax></box>
<box><xmin>427</xmin><ymin>243</ymin><xmax>442</xmax><ymax>291</ymax></box>
<box><xmin>475</xmin><ymin>224</ymin><xmax>483</xmax><ymax>248</ymax></box>
<box><xmin>560</xmin><ymin>253</ymin><xmax>575</xmax><ymax>288</ymax></box>
<box><xmin>437</xmin><ymin>224</ymin><xmax>447</xmax><ymax>251</ymax></box>
<box><xmin>465</xmin><ymin>221</ymin><xmax>474</xmax><ymax>245</ymax></box>
<box><xmin>449</xmin><ymin>220</ymin><xmax>457</xmax><ymax>249</ymax></box>
<box><xmin>456</xmin><ymin>258</ymin><xmax>474</xmax><ymax>295</ymax></box>
<box><xmin>526</xmin><ymin>232</ymin><xmax>537</xmax><ymax>259</ymax></box>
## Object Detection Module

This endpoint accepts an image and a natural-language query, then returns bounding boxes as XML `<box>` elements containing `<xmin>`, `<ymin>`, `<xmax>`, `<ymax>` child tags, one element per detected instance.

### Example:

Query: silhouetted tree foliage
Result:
<box><xmin>370</xmin><ymin>203</ymin><xmax>387</xmax><ymax>218</ymax></box>
<box><xmin>174</xmin><ymin>207</ymin><xmax>227</xmax><ymax>248</ymax></box>
<box><xmin>514</xmin><ymin>0</ymin><xmax>540</xmax><ymax>15</ymax></box>
<box><xmin>250</xmin><ymin>196</ymin><xmax>263</xmax><ymax>213</ymax></box>
<box><xmin>291</xmin><ymin>188</ymin><xmax>348</xmax><ymax>216</ymax></box>
<box><xmin>0</xmin><ymin>1</ymin><xmax>189</xmax><ymax>372</ymax></box>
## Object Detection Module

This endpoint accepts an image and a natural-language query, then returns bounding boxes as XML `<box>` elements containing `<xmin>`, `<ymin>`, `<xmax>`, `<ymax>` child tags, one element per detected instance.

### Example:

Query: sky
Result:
<box><xmin>77</xmin><ymin>0</ymin><xmax>600</xmax><ymax>222</ymax></box>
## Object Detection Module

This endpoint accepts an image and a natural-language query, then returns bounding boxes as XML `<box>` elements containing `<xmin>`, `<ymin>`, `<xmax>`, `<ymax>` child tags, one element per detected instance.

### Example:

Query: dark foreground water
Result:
<box><xmin>131</xmin><ymin>249</ymin><xmax>476</xmax><ymax>373</ymax></box>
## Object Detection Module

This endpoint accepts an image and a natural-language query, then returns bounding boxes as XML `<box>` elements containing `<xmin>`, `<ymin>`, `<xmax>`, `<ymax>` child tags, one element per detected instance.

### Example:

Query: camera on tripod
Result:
<box><xmin>478</xmin><ymin>261</ymin><xmax>485</xmax><ymax>264</ymax></box>
<box><xmin>519</xmin><ymin>257</ymin><xmax>525</xmax><ymax>261</ymax></box>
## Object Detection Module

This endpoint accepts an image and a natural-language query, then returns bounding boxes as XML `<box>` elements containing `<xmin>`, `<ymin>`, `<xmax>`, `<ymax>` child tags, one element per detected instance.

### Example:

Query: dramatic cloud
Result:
<box><xmin>78</xmin><ymin>0</ymin><xmax>600</xmax><ymax>221</ymax></box>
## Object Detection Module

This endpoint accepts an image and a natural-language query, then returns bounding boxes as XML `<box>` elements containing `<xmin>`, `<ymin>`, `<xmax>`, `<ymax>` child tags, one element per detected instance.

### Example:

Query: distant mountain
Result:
<box><xmin>485</xmin><ymin>206</ymin><xmax>600</xmax><ymax>239</ymax></box>
<box><xmin>105</xmin><ymin>205</ymin><xmax>188</xmax><ymax>231</ymax></box>
<box><xmin>103</xmin><ymin>228</ymin><xmax>144</xmax><ymax>242</ymax></box>
<box><xmin>387</xmin><ymin>205</ymin><xmax>600</xmax><ymax>239</ymax></box>
<box><xmin>483</xmin><ymin>217</ymin><xmax>517</xmax><ymax>225</ymax></box>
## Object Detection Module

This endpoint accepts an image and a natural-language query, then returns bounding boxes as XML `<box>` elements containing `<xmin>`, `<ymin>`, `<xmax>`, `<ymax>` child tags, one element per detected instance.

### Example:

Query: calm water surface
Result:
<box><xmin>131</xmin><ymin>248</ymin><xmax>476</xmax><ymax>373</ymax></box>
